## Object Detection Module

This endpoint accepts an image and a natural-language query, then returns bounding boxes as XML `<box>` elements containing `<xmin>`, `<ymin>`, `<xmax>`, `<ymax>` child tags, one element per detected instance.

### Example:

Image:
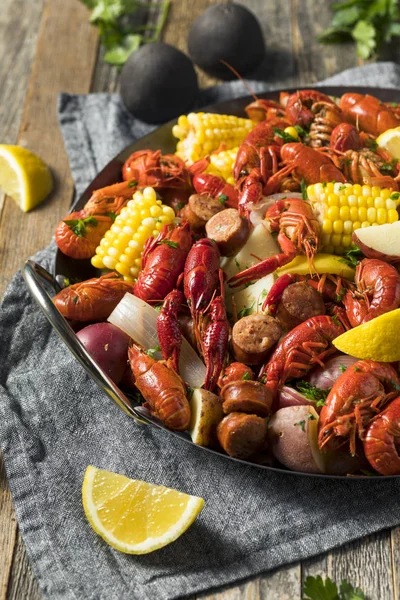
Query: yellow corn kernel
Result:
<box><xmin>358</xmin><ymin>207</ymin><xmax>367</xmax><ymax>222</ymax></box>
<box><xmin>352</xmin><ymin>221</ymin><xmax>361</xmax><ymax>231</ymax></box>
<box><xmin>348</xmin><ymin>195</ymin><xmax>357</xmax><ymax>206</ymax></box>
<box><xmin>322</xmin><ymin>219</ymin><xmax>333</xmax><ymax>234</ymax></box>
<box><xmin>115</xmin><ymin>262</ymin><xmax>131</xmax><ymax>277</ymax></box>
<box><xmin>366</xmin><ymin>197</ymin><xmax>374</xmax><ymax>207</ymax></box>
<box><xmin>339</xmin><ymin>195</ymin><xmax>348</xmax><ymax>206</ymax></box>
<box><xmin>362</xmin><ymin>185</ymin><xmax>371</xmax><ymax>197</ymax></box>
<box><xmin>328</xmin><ymin>193</ymin><xmax>339</xmax><ymax>206</ymax></box>
<box><xmin>371</xmin><ymin>186</ymin><xmax>381</xmax><ymax>198</ymax></box>
<box><xmin>381</xmin><ymin>188</ymin><xmax>392</xmax><ymax>199</ymax></box>
<box><xmin>377</xmin><ymin>208</ymin><xmax>387</xmax><ymax>224</ymax></box>
<box><xmin>361</xmin><ymin>221</ymin><xmax>371</xmax><ymax>228</ymax></box>
<box><xmin>342</xmin><ymin>234</ymin><xmax>352</xmax><ymax>248</ymax></box>
<box><xmin>374</xmin><ymin>197</ymin><xmax>385</xmax><ymax>209</ymax></box>
<box><xmin>333</xmin><ymin>220</ymin><xmax>344</xmax><ymax>234</ymax></box>
<box><xmin>367</xmin><ymin>207</ymin><xmax>377</xmax><ymax>223</ymax></box>
<box><xmin>327</xmin><ymin>206</ymin><xmax>340</xmax><ymax>221</ymax></box>
<box><xmin>331</xmin><ymin>233</ymin><xmax>342</xmax><ymax>247</ymax></box>
<box><xmin>91</xmin><ymin>255</ymin><xmax>104</xmax><ymax>269</ymax></box>
<box><xmin>350</xmin><ymin>206</ymin><xmax>359</xmax><ymax>221</ymax></box>
<box><xmin>339</xmin><ymin>206</ymin><xmax>350</xmax><ymax>220</ymax></box>
<box><xmin>388</xmin><ymin>209</ymin><xmax>398</xmax><ymax>223</ymax></box>
<box><xmin>343</xmin><ymin>220</ymin><xmax>353</xmax><ymax>234</ymax></box>
<box><xmin>358</xmin><ymin>196</ymin><xmax>367</xmax><ymax>208</ymax></box>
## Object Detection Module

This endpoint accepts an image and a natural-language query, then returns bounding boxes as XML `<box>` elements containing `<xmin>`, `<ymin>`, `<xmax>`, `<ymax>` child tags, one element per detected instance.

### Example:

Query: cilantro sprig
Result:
<box><xmin>303</xmin><ymin>575</ymin><xmax>366</xmax><ymax>600</ymax></box>
<box><xmin>319</xmin><ymin>0</ymin><xmax>400</xmax><ymax>60</ymax></box>
<box><xmin>80</xmin><ymin>0</ymin><xmax>171</xmax><ymax>66</ymax></box>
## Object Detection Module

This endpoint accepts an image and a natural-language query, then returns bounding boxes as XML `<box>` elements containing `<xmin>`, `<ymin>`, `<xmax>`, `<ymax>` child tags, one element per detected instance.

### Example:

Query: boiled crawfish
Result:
<box><xmin>122</xmin><ymin>149</ymin><xmax>192</xmax><ymax>192</ymax></box>
<box><xmin>364</xmin><ymin>396</ymin><xmax>400</xmax><ymax>475</ymax></box>
<box><xmin>228</xmin><ymin>198</ymin><xmax>321</xmax><ymax>288</ymax></box>
<box><xmin>343</xmin><ymin>258</ymin><xmax>400</xmax><ymax>328</ymax></box>
<box><xmin>340</xmin><ymin>92</ymin><xmax>400</xmax><ymax>136</ymax></box>
<box><xmin>134</xmin><ymin>221</ymin><xmax>193</xmax><ymax>302</ymax></box>
<box><xmin>192</xmin><ymin>172</ymin><xmax>238</xmax><ymax>209</ymax></box>
<box><xmin>128</xmin><ymin>343</ymin><xmax>191</xmax><ymax>431</ymax></box>
<box><xmin>156</xmin><ymin>289</ymin><xmax>185</xmax><ymax>373</ymax></box>
<box><xmin>260</xmin><ymin>315</ymin><xmax>345</xmax><ymax>401</ymax></box>
<box><xmin>285</xmin><ymin>90</ymin><xmax>337</xmax><ymax>128</ymax></box>
<box><xmin>54</xmin><ymin>272</ymin><xmax>134</xmax><ymax>321</ymax></box>
<box><xmin>318</xmin><ymin>360</ymin><xmax>400</xmax><ymax>456</ymax></box>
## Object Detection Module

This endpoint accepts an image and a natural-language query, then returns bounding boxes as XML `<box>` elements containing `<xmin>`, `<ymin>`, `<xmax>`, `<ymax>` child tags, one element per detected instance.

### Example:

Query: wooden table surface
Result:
<box><xmin>1</xmin><ymin>1</ymin><xmax>400</xmax><ymax>598</ymax></box>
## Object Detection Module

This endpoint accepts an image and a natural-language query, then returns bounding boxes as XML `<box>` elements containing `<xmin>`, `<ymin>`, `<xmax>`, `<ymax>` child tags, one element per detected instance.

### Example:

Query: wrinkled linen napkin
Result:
<box><xmin>2</xmin><ymin>63</ymin><xmax>400</xmax><ymax>600</ymax></box>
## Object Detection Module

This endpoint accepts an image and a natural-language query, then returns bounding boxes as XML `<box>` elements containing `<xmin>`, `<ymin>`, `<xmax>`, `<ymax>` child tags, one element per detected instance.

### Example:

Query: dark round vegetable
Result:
<box><xmin>188</xmin><ymin>3</ymin><xmax>265</xmax><ymax>80</ymax></box>
<box><xmin>120</xmin><ymin>42</ymin><xmax>198</xmax><ymax>123</ymax></box>
<box><xmin>76</xmin><ymin>323</ymin><xmax>130</xmax><ymax>385</ymax></box>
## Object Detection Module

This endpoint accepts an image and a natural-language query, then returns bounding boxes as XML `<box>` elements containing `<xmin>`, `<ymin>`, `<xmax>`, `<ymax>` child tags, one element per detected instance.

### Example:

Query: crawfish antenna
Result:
<box><xmin>219</xmin><ymin>60</ymin><xmax>259</xmax><ymax>103</ymax></box>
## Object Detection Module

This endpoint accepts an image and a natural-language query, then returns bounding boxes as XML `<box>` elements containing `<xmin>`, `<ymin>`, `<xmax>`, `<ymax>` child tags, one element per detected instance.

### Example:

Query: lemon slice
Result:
<box><xmin>276</xmin><ymin>253</ymin><xmax>355</xmax><ymax>280</ymax></box>
<box><xmin>82</xmin><ymin>466</ymin><xmax>205</xmax><ymax>554</ymax></box>
<box><xmin>333</xmin><ymin>308</ymin><xmax>400</xmax><ymax>361</ymax></box>
<box><xmin>0</xmin><ymin>145</ymin><xmax>53</xmax><ymax>212</ymax></box>
<box><xmin>376</xmin><ymin>126</ymin><xmax>400</xmax><ymax>160</ymax></box>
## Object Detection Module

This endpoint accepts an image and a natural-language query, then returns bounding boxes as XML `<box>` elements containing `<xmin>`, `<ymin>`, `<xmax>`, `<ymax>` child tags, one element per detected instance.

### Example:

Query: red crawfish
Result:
<box><xmin>330</xmin><ymin>123</ymin><xmax>362</xmax><ymax>152</ymax></box>
<box><xmin>228</xmin><ymin>198</ymin><xmax>321</xmax><ymax>288</ymax></box>
<box><xmin>156</xmin><ymin>289</ymin><xmax>185</xmax><ymax>374</ymax></box>
<box><xmin>260</xmin><ymin>315</ymin><xmax>345</xmax><ymax>402</ymax></box>
<box><xmin>183</xmin><ymin>238</ymin><xmax>221</xmax><ymax>316</ymax></box>
<box><xmin>340</xmin><ymin>92</ymin><xmax>400</xmax><ymax>136</ymax></box>
<box><xmin>134</xmin><ymin>221</ymin><xmax>193</xmax><ymax>302</ymax></box>
<box><xmin>364</xmin><ymin>396</ymin><xmax>400</xmax><ymax>476</ymax></box>
<box><xmin>201</xmin><ymin>271</ymin><xmax>230</xmax><ymax>392</ymax></box>
<box><xmin>343</xmin><ymin>258</ymin><xmax>400</xmax><ymax>328</ymax></box>
<box><xmin>318</xmin><ymin>360</ymin><xmax>400</xmax><ymax>457</ymax></box>
<box><xmin>192</xmin><ymin>172</ymin><xmax>239</xmax><ymax>209</ymax></box>
<box><xmin>285</xmin><ymin>90</ymin><xmax>337</xmax><ymax>127</ymax></box>
<box><xmin>128</xmin><ymin>343</ymin><xmax>191</xmax><ymax>431</ymax></box>
<box><xmin>54</xmin><ymin>272</ymin><xmax>134</xmax><ymax>321</ymax></box>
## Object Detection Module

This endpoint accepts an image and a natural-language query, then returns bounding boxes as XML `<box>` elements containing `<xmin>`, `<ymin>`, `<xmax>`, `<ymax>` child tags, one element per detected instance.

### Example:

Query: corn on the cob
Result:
<box><xmin>172</xmin><ymin>112</ymin><xmax>252</xmax><ymax>164</ymax></box>
<box><xmin>204</xmin><ymin>146</ymin><xmax>238</xmax><ymax>184</ymax></box>
<box><xmin>308</xmin><ymin>182</ymin><xmax>400</xmax><ymax>255</ymax></box>
<box><xmin>91</xmin><ymin>187</ymin><xmax>175</xmax><ymax>281</ymax></box>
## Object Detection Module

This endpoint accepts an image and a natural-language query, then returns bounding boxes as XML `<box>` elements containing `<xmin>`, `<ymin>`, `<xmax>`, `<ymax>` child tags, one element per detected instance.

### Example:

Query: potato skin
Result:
<box><xmin>352</xmin><ymin>229</ymin><xmax>400</xmax><ymax>264</ymax></box>
<box><xmin>267</xmin><ymin>406</ymin><xmax>323</xmax><ymax>474</ymax></box>
<box><xmin>189</xmin><ymin>389</ymin><xmax>224</xmax><ymax>447</ymax></box>
<box><xmin>217</xmin><ymin>412</ymin><xmax>268</xmax><ymax>459</ymax></box>
<box><xmin>76</xmin><ymin>323</ymin><xmax>130</xmax><ymax>384</ymax></box>
<box><xmin>221</xmin><ymin>380</ymin><xmax>273</xmax><ymax>417</ymax></box>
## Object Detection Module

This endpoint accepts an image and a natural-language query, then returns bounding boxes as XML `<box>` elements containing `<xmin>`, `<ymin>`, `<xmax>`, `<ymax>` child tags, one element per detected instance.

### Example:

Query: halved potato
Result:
<box><xmin>352</xmin><ymin>222</ymin><xmax>400</xmax><ymax>263</ymax></box>
<box><xmin>189</xmin><ymin>389</ymin><xmax>224</xmax><ymax>447</ymax></box>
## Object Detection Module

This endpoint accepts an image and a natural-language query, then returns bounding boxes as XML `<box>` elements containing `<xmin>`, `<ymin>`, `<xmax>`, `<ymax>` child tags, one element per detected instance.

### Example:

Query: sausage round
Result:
<box><xmin>221</xmin><ymin>380</ymin><xmax>273</xmax><ymax>417</ymax></box>
<box><xmin>232</xmin><ymin>314</ymin><xmax>282</xmax><ymax>365</ymax></box>
<box><xmin>181</xmin><ymin>193</ymin><xmax>223</xmax><ymax>231</ymax></box>
<box><xmin>275</xmin><ymin>282</ymin><xmax>325</xmax><ymax>330</ymax></box>
<box><xmin>217</xmin><ymin>412</ymin><xmax>268</xmax><ymax>459</ymax></box>
<box><xmin>205</xmin><ymin>208</ymin><xmax>249</xmax><ymax>256</ymax></box>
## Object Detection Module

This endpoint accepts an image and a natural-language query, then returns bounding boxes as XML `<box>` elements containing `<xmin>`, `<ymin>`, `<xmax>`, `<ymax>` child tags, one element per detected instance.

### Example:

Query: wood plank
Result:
<box><xmin>391</xmin><ymin>528</ymin><xmax>400</xmax><ymax>600</ymax></box>
<box><xmin>302</xmin><ymin>531</ymin><xmax>394</xmax><ymax>599</ymax></box>
<box><xmin>0</xmin><ymin>0</ymin><xmax>45</xmax><ymax>596</ymax></box>
<box><xmin>5</xmin><ymin>532</ymin><xmax>41</xmax><ymax>600</ymax></box>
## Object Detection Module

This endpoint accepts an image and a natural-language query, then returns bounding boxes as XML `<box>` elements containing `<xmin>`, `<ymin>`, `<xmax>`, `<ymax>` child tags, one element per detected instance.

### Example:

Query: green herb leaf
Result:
<box><xmin>146</xmin><ymin>345</ymin><xmax>161</xmax><ymax>359</ymax></box>
<box><xmin>219</xmin><ymin>193</ymin><xmax>228</xmax><ymax>204</ymax></box>
<box><xmin>294</xmin><ymin>125</ymin><xmax>308</xmax><ymax>137</ymax></box>
<box><xmin>238</xmin><ymin>302</ymin><xmax>255</xmax><ymax>319</ymax></box>
<box><xmin>303</xmin><ymin>575</ymin><xmax>339</xmax><ymax>600</ymax></box>
<box><xmin>339</xmin><ymin>363</ymin><xmax>347</xmax><ymax>372</ymax></box>
<box><xmin>340</xmin><ymin>579</ymin><xmax>366</xmax><ymax>600</ymax></box>
<box><xmin>158</xmin><ymin>240</ymin><xmax>178</xmax><ymax>248</ymax></box>
<box><xmin>242</xmin><ymin>371</ymin><xmax>251</xmax><ymax>380</ymax></box>
<box><xmin>63</xmin><ymin>216</ymin><xmax>98</xmax><ymax>237</ymax></box>
<box><xmin>128</xmin><ymin>179</ymin><xmax>138</xmax><ymax>188</ymax></box>
<box><xmin>175</xmin><ymin>201</ymin><xmax>185</xmax><ymax>211</ymax></box>
<box><xmin>295</xmin><ymin>381</ymin><xmax>330</xmax><ymax>406</ymax></box>
<box><xmin>339</xmin><ymin>243</ymin><xmax>363</xmax><ymax>268</ymax></box>
<box><xmin>301</xmin><ymin>178</ymin><xmax>307</xmax><ymax>200</ymax></box>
<box><xmin>294</xmin><ymin>420</ymin><xmax>306</xmax><ymax>432</ymax></box>
<box><xmin>273</xmin><ymin>127</ymin><xmax>298</xmax><ymax>143</ymax></box>
<box><xmin>293</xmin><ymin>414</ymin><xmax>315</xmax><ymax>432</ymax></box>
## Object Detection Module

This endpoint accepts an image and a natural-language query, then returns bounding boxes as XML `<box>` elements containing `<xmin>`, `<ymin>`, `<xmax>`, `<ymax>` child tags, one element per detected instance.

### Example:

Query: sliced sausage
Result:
<box><xmin>232</xmin><ymin>314</ymin><xmax>282</xmax><ymax>365</ymax></box>
<box><xmin>221</xmin><ymin>380</ymin><xmax>273</xmax><ymax>417</ymax></box>
<box><xmin>217</xmin><ymin>412</ymin><xmax>268</xmax><ymax>459</ymax></box>
<box><xmin>181</xmin><ymin>193</ymin><xmax>223</xmax><ymax>231</ymax></box>
<box><xmin>217</xmin><ymin>362</ymin><xmax>254</xmax><ymax>389</ymax></box>
<box><xmin>205</xmin><ymin>208</ymin><xmax>249</xmax><ymax>256</ymax></box>
<box><xmin>275</xmin><ymin>282</ymin><xmax>325</xmax><ymax>330</ymax></box>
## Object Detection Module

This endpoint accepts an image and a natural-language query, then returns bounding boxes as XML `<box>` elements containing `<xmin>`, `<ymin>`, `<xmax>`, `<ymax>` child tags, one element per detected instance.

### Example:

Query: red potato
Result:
<box><xmin>267</xmin><ymin>406</ymin><xmax>324</xmax><ymax>474</ymax></box>
<box><xmin>76</xmin><ymin>323</ymin><xmax>130</xmax><ymax>384</ymax></box>
<box><xmin>352</xmin><ymin>222</ymin><xmax>400</xmax><ymax>263</ymax></box>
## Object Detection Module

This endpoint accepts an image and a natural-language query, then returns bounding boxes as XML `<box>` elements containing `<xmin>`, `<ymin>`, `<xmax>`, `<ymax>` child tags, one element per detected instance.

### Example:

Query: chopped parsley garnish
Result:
<box><xmin>146</xmin><ymin>345</ymin><xmax>161</xmax><ymax>359</ymax></box>
<box><xmin>273</xmin><ymin>127</ymin><xmax>298</xmax><ymax>143</ymax></box>
<box><xmin>219</xmin><ymin>193</ymin><xmax>228</xmax><ymax>204</ymax></box>
<box><xmin>294</xmin><ymin>414</ymin><xmax>316</xmax><ymax>432</ymax></box>
<box><xmin>295</xmin><ymin>380</ymin><xmax>329</xmax><ymax>407</ymax></box>
<box><xmin>339</xmin><ymin>244</ymin><xmax>363</xmax><ymax>268</ymax></box>
<box><xmin>158</xmin><ymin>240</ymin><xmax>178</xmax><ymax>248</ymax></box>
<box><xmin>238</xmin><ymin>302</ymin><xmax>255</xmax><ymax>319</ymax></box>
<box><xmin>339</xmin><ymin>363</ymin><xmax>347</xmax><ymax>373</ymax></box>
<box><xmin>242</xmin><ymin>371</ymin><xmax>251</xmax><ymax>380</ymax></box>
<box><xmin>301</xmin><ymin>178</ymin><xmax>307</xmax><ymax>200</ymax></box>
<box><xmin>128</xmin><ymin>179</ymin><xmax>138</xmax><ymax>188</ymax></box>
<box><xmin>63</xmin><ymin>216</ymin><xmax>98</xmax><ymax>237</ymax></box>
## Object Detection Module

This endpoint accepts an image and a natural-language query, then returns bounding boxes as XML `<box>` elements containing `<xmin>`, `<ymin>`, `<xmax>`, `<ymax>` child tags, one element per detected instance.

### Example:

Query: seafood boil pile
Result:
<box><xmin>53</xmin><ymin>89</ymin><xmax>400</xmax><ymax>477</ymax></box>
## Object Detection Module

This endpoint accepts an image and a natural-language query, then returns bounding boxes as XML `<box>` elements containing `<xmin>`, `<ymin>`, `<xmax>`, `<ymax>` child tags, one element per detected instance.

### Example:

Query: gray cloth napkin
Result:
<box><xmin>2</xmin><ymin>62</ymin><xmax>400</xmax><ymax>600</ymax></box>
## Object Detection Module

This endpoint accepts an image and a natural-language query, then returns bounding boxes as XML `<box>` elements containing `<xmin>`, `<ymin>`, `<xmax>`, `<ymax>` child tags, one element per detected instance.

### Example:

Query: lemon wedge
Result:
<box><xmin>333</xmin><ymin>308</ymin><xmax>400</xmax><ymax>361</ymax></box>
<box><xmin>82</xmin><ymin>466</ymin><xmax>205</xmax><ymax>554</ymax></box>
<box><xmin>0</xmin><ymin>144</ymin><xmax>53</xmax><ymax>212</ymax></box>
<box><xmin>376</xmin><ymin>126</ymin><xmax>400</xmax><ymax>160</ymax></box>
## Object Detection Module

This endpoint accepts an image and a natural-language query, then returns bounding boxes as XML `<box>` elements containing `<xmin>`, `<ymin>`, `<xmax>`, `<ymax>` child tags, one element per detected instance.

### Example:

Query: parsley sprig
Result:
<box><xmin>303</xmin><ymin>575</ymin><xmax>366</xmax><ymax>600</ymax></box>
<box><xmin>339</xmin><ymin>244</ymin><xmax>363</xmax><ymax>268</ymax></box>
<box><xmin>80</xmin><ymin>0</ymin><xmax>171</xmax><ymax>66</ymax></box>
<box><xmin>295</xmin><ymin>380</ymin><xmax>330</xmax><ymax>407</ymax></box>
<box><xmin>319</xmin><ymin>0</ymin><xmax>400</xmax><ymax>60</ymax></box>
